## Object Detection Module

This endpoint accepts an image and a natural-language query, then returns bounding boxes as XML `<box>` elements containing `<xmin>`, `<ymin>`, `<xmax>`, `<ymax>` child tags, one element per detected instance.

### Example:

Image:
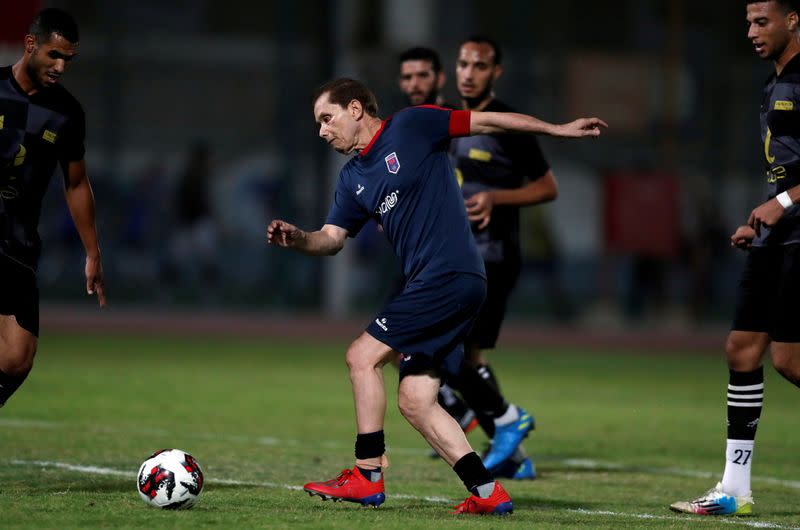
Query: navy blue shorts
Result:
<box><xmin>731</xmin><ymin>244</ymin><xmax>800</xmax><ymax>342</ymax></box>
<box><xmin>366</xmin><ymin>272</ymin><xmax>486</xmax><ymax>379</ymax></box>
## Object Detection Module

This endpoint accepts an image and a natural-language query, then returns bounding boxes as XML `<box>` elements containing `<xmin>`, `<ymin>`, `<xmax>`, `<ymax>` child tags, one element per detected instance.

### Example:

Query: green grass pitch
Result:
<box><xmin>0</xmin><ymin>331</ymin><xmax>798</xmax><ymax>529</ymax></box>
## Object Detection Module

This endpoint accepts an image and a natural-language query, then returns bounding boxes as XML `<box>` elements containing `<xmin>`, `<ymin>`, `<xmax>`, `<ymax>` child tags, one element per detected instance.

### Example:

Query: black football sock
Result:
<box><xmin>476</xmin><ymin>363</ymin><xmax>501</xmax><ymax>394</ymax></box>
<box><xmin>0</xmin><ymin>369</ymin><xmax>28</xmax><ymax>407</ymax></box>
<box><xmin>437</xmin><ymin>383</ymin><xmax>472</xmax><ymax>424</ymax></box>
<box><xmin>452</xmin><ymin>360</ymin><xmax>507</xmax><ymax>438</ymax></box>
<box><xmin>453</xmin><ymin>451</ymin><xmax>493</xmax><ymax>495</ymax></box>
<box><xmin>356</xmin><ymin>466</ymin><xmax>383</xmax><ymax>482</ymax></box>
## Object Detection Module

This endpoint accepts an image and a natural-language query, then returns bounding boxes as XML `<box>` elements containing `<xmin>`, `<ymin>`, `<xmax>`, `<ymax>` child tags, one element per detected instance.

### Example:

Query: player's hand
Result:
<box><xmin>465</xmin><ymin>191</ymin><xmax>493</xmax><ymax>230</ymax></box>
<box><xmin>730</xmin><ymin>225</ymin><xmax>756</xmax><ymax>250</ymax></box>
<box><xmin>267</xmin><ymin>219</ymin><xmax>304</xmax><ymax>248</ymax></box>
<box><xmin>554</xmin><ymin>117</ymin><xmax>608</xmax><ymax>138</ymax></box>
<box><xmin>747</xmin><ymin>197</ymin><xmax>785</xmax><ymax>236</ymax></box>
<box><xmin>85</xmin><ymin>255</ymin><xmax>106</xmax><ymax>308</ymax></box>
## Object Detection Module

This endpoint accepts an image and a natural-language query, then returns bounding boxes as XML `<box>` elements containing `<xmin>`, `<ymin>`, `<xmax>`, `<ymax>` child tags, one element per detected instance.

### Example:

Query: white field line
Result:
<box><xmin>569</xmin><ymin>509</ymin><xmax>800</xmax><ymax>530</ymax></box>
<box><xmin>6</xmin><ymin>460</ymin><xmax>798</xmax><ymax>528</ymax></box>
<box><xmin>3</xmin><ymin>417</ymin><xmax>799</xmax><ymax>489</ymax></box>
<box><xmin>8</xmin><ymin>459</ymin><xmax>453</xmax><ymax>504</ymax></box>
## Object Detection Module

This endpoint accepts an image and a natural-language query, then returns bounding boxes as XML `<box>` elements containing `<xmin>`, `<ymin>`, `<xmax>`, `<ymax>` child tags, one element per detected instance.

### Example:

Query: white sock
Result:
<box><xmin>721</xmin><ymin>439</ymin><xmax>754</xmax><ymax>497</ymax></box>
<box><xmin>511</xmin><ymin>446</ymin><xmax>526</xmax><ymax>463</ymax></box>
<box><xmin>494</xmin><ymin>404</ymin><xmax>519</xmax><ymax>427</ymax></box>
<box><xmin>474</xmin><ymin>481</ymin><xmax>495</xmax><ymax>498</ymax></box>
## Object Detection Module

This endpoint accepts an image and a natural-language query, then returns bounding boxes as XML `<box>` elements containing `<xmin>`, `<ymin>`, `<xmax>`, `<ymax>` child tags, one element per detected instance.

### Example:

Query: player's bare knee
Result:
<box><xmin>724</xmin><ymin>334</ymin><xmax>764</xmax><ymax>371</ymax></box>
<box><xmin>770</xmin><ymin>346</ymin><xmax>800</xmax><ymax>385</ymax></box>
<box><xmin>1</xmin><ymin>340</ymin><xmax>36</xmax><ymax>375</ymax></box>
<box><xmin>345</xmin><ymin>344</ymin><xmax>370</xmax><ymax>373</ymax></box>
<box><xmin>397</xmin><ymin>392</ymin><xmax>425</xmax><ymax>425</ymax></box>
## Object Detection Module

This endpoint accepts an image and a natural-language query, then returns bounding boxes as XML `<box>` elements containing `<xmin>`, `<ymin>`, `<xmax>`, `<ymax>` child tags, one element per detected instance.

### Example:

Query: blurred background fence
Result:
<box><xmin>0</xmin><ymin>0</ymin><xmax>771</xmax><ymax>330</ymax></box>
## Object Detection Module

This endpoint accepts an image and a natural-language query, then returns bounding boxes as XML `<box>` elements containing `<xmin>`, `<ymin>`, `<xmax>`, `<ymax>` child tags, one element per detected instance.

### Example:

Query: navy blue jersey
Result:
<box><xmin>326</xmin><ymin>106</ymin><xmax>485</xmax><ymax>282</ymax></box>
<box><xmin>450</xmin><ymin>99</ymin><xmax>550</xmax><ymax>262</ymax></box>
<box><xmin>758</xmin><ymin>54</ymin><xmax>800</xmax><ymax>246</ymax></box>
<box><xmin>0</xmin><ymin>65</ymin><xmax>85</xmax><ymax>269</ymax></box>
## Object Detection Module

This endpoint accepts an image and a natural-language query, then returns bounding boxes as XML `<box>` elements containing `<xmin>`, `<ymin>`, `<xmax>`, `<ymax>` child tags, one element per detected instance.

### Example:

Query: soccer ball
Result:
<box><xmin>137</xmin><ymin>449</ymin><xmax>204</xmax><ymax>509</ymax></box>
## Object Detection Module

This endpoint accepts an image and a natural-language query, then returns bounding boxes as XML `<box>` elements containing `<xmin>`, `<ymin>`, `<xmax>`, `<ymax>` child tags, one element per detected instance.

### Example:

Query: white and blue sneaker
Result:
<box><xmin>670</xmin><ymin>482</ymin><xmax>754</xmax><ymax>516</ymax></box>
<box><xmin>483</xmin><ymin>408</ymin><xmax>534</xmax><ymax>471</ymax></box>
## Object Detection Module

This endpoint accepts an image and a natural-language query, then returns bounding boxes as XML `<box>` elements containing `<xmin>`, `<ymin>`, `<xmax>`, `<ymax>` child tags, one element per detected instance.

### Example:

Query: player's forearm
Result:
<box><xmin>490</xmin><ymin>173</ymin><xmax>558</xmax><ymax>207</ymax></box>
<box><xmin>294</xmin><ymin>229</ymin><xmax>344</xmax><ymax>256</ymax></box>
<box><xmin>470</xmin><ymin>112</ymin><xmax>558</xmax><ymax>136</ymax></box>
<box><xmin>64</xmin><ymin>179</ymin><xmax>101</xmax><ymax>258</ymax></box>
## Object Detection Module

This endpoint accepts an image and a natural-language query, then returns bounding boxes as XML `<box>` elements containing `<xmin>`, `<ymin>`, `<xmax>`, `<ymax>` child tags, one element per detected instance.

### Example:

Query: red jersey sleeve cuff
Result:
<box><xmin>448</xmin><ymin>110</ymin><xmax>471</xmax><ymax>137</ymax></box>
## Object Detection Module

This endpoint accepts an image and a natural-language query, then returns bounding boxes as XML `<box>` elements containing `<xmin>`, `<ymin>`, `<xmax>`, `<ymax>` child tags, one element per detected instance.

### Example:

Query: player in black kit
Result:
<box><xmin>451</xmin><ymin>36</ymin><xmax>559</xmax><ymax>478</ymax></box>
<box><xmin>0</xmin><ymin>8</ymin><xmax>105</xmax><ymax>408</ymax></box>
<box><xmin>671</xmin><ymin>0</ymin><xmax>800</xmax><ymax>516</ymax></box>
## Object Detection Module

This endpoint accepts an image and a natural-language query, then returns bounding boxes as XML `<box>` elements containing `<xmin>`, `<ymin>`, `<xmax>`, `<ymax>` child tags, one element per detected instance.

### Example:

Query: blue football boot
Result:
<box><xmin>483</xmin><ymin>408</ymin><xmax>534</xmax><ymax>471</ymax></box>
<box><xmin>491</xmin><ymin>456</ymin><xmax>537</xmax><ymax>480</ymax></box>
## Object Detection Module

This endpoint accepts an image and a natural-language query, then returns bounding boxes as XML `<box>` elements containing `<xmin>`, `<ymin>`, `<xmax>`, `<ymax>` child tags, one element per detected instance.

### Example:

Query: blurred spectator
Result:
<box><xmin>163</xmin><ymin>141</ymin><xmax>221</xmax><ymax>296</ymax></box>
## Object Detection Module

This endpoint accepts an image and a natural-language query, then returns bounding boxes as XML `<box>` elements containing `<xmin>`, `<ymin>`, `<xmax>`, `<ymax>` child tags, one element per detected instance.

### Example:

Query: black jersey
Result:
<box><xmin>758</xmin><ymin>54</ymin><xmax>800</xmax><ymax>246</ymax></box>
<box><xmin>0</xmin><ymin>65</ymin><xmax>85</xmax><ymax>270</ymax></box>
<box><xmin>450</xmin><ymin>99</ymin><xmax>550</xmax><ymax>263</ymax></box>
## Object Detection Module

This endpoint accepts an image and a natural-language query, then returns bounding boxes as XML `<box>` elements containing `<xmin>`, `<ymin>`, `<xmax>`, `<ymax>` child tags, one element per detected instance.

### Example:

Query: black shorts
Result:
<box><xmin>731</xmin><ymin>244</ymin><xmax>800</xmax><ymax>342</ymax></box>
<box><xmin>466</xmin><ymin>259</ymin><xmax>520</xmax><ymax>350</ymax></box>
<box><xmin>366</xmin><ymin>272</ymin><xmax>487</xmax><ymax>380</ymax></box>
<box><xmin>0</xmin><ymin>254</ymin><xmax>39</xmax><ymax>336</ymax></box>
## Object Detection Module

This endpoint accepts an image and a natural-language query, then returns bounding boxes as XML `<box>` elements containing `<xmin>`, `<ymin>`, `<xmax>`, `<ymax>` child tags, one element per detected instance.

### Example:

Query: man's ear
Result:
<box><xmin>436</xmin><ymin>72</ymin><xmax>446</xmax><ymax>91</ymax></box>
<box><xmin>789</xmin><ymin>11</ymin><xmax>799</xmax><ymax>32</ymax></box>
<box><xmin>24</xmin><ymin>35</ymin><xmax>36</xmax><ymax>54</ymax></box>
<box><xmin>492</xmin><ymin>64</ymin><xmax>504</xmax><ymax>83</ymax></box>
<box><xmin>349</xmin><ymin>99</ymin><xmax>364</xmax><ymax>120</ymax></box>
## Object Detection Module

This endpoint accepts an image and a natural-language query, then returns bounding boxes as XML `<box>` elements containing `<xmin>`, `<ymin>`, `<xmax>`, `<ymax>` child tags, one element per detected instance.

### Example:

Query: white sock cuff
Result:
<box><xmin>494</xmin><ymin>404</ymin><xmax>519</xmax><ymax>426</ymax></box>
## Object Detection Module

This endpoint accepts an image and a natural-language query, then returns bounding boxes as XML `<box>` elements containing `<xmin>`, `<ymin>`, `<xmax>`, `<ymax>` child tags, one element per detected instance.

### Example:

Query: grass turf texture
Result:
<box><xmin>0</xmin><ymin>332</ymin><xmax>798</xmax><ymax>529</ymax></box>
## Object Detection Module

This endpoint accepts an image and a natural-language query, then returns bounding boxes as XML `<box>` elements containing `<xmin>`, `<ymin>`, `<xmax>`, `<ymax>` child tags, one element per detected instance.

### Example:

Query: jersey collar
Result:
<box><xmin>359</xmin><ymin>119</ymin><xmax>387</xmax><ymax>157</ymax></box>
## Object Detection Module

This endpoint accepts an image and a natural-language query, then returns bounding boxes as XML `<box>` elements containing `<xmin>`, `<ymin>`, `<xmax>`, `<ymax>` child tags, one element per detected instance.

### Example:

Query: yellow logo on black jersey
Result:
<box><xmin>765</xmin><ymin>127</ymin><xmax>775</xmax><ymax>164</ymax></box>
<box><xmin>14</xmin><ymin>144</ymin><xmax>26</xmax><ymax>166</ymax></box>
<box><xmin>468</xmin><ymin>148</ymin><xmax>492</xmax><ymax>162</ymax></box>
<box><xmin>0</xmin><ymin>115</ymin><xmax>4</xmax><ymax>129</ymax></box>
<box><xmin>43</xmin><ymin>130</ymin><xmax>57</xmax><ymax>143</ymax></box>
<box><xmin>774</xmin><ymin>100</ymin><xmax>794</xmax><ymax>110</ymax></box>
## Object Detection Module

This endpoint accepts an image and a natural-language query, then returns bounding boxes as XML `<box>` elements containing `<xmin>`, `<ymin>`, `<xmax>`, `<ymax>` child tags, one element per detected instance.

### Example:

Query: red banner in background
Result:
<box><xmin>0</xmin><ymin>1</ymin><xmax>41</xmax><ymax>44</ymax></box>
<box><xmin>604</xmin><ymin>172</ymin><xmax>681</xmax><ymax>258</ymax></box>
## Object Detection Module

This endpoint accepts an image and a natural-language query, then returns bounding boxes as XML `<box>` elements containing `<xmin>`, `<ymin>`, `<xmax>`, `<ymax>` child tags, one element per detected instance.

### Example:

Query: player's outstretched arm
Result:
<box><xmin>63</xmin><ymin>159</ymin><xmax>106</xmax><ymax>308</ymax></box>
<box><xmin>470</xmin><ymin>112</ymin><xmax>607</xmax><ymax>138</ymax></box>
<box><xmin>266</xmin><ymin>221</ymin><xmax>348</xmax><ymax>256</ymax></box>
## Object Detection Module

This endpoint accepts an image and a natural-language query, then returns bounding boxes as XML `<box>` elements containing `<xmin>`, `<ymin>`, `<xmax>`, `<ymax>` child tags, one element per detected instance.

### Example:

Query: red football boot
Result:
<box><xmin>303</xmin><ymin>467</ymin><xmax>385</xmax><ymax>507</ymax></box>
<box><xmin>453</xmin><ymin>481</ymin><xmax>513</xmax><ymax>515</ymax></box>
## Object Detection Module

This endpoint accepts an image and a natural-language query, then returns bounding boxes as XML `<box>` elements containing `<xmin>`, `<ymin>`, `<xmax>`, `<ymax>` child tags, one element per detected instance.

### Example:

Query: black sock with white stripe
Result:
<box><xmin>721</xmin><ymin>367</ymin><xmax>763</xmax><ymax>497</ymax></box>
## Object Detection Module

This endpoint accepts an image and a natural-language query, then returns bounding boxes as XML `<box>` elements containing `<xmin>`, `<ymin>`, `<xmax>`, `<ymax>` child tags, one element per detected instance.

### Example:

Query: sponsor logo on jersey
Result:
<box><xmin>0</xmin><ymin>115</ymin><xmax>4</xmax><ymax>129</ymax></box>
<box><xmin>43</xmin><ymin>130</ymin><xmax>57</xmax><ymax>144</ymax></box>
<box><xmin>376</xmin><ymin>190</ymin><xmax>399</xmax><ymax>216</ymax></box>
<box><xmin>356</xmin><ymin>184</ymin><xmax>365</xmax><ymax>195</ymax></box>
<box><xmin>468</xmin><ymin>148</ymin><xmax>492</xmax><ymax>162</ymax></box>
<box><xmin>374</xmin><ymin>317</ymin><xmax>388</xmax><ymax>331</ymax></box>
<box><xmin>14</xmin><ymin>144</ymin><xmax>26</xmax><ymax>167</ymax></box>
<box><xmin>385</xmin><ymin>152</ymin><xmax>400</xmax><ymax>174</ymax></box>
<box><xmin>774</xmin><ymin>100</ymin><xmax>794</xmax><ymax>111</ymax></box>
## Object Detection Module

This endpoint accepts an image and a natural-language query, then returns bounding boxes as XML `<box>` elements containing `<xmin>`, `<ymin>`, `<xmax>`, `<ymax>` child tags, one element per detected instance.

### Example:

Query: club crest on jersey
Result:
<box><xmin>385</xmin><ymin>152</ymin><xmax>400</xmax><ymax>174</ymax></box>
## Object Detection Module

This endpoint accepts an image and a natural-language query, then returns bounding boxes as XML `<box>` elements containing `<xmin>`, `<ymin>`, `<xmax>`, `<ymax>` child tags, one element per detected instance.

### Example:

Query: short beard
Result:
<box><xmin>25</xmin><ymin>57</ymin><xmax>46</xmax><ymax>90</ymax></box>
<box><xmin>461</xmin><ymin>84</ymin><xmax>493</xmax><ymax>109</ymax></box>
<box><xmin>407</xmin><ymin>91</ymin><xmax>438</xmax><ymax>106</ymax></box>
